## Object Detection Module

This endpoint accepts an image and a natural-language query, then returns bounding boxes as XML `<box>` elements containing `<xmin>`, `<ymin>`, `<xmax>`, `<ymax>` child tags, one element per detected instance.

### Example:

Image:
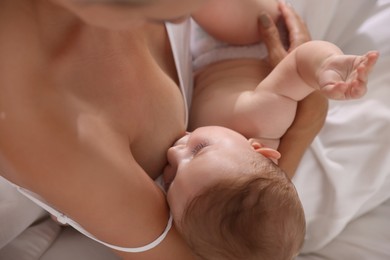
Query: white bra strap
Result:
<box><xmin>16</xmin><ymin>185</ymin><xmax>173</xmax><ymax>253</ymax></box>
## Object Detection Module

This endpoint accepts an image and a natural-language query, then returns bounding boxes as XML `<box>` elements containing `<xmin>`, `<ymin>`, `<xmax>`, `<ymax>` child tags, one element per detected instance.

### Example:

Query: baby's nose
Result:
<box><xmin>173</xmin><ymin>133</ymin><xmax>190</xmax><ymax>146</ymax></box>
<box><xmin>167</xmin><ymin>145</ymin><xmax>186</xmax><ymax>168</ymax></box>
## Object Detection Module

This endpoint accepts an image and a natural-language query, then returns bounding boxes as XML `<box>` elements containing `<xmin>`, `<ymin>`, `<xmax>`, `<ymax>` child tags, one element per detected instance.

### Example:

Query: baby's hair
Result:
<box><xmin>179</xmin><ymin>157</ymin><xmax>306</xmax><ymax>260</ymax></box>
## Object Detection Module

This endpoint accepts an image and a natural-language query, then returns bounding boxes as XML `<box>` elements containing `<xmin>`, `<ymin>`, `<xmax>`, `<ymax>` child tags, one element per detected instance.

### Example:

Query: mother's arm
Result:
<box><xmin>278</xmin><ymin>92</ymin><xmax>328</xmax><ymax>179</ymax></box>
<box><xmin>258</xmin><ymin>2</ymin><xmax>328</xmax><ymax>179</ymax></box>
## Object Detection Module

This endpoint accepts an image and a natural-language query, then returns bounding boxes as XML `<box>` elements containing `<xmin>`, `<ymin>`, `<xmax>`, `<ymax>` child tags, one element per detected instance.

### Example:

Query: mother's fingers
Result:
<box><xmin>258</xmin><ymin>13</ymin><xmax>287</xmax><ymax>68</ymax></box>
<box><xmin>279</xmin><ymin>1</ymin><xmax>311</xmax><ymax>51</ymax></box>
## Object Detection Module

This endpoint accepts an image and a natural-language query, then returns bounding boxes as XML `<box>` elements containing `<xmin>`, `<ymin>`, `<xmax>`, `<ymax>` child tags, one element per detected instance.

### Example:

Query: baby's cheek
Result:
<box><xmin>166</xmin><ymin>189</ymin><xmax>185</xmax><ymax>225</ymax></box>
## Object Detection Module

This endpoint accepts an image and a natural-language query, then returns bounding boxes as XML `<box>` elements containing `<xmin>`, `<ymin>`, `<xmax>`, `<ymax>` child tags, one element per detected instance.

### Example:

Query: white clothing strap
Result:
<box><xmin>15</xmin><ymin>185</ymin><xmax>173</xmax><ymax>253</ymax></box>
<box><xmin>166</xmin><ymin>19</ymin><xmax>193</xmax><ymax>126</ymax></box>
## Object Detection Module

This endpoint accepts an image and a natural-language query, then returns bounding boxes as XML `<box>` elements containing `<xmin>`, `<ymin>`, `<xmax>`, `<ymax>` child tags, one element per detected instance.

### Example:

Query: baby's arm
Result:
<box><xmin>192</xmin><ymin>0</ymin><xmax>280</xmax><ymax>45</ymax></box>
<box><xmin>257</xmin><ymin>40</ymin><xmax>379</xmax><ymax>101</ymax></box>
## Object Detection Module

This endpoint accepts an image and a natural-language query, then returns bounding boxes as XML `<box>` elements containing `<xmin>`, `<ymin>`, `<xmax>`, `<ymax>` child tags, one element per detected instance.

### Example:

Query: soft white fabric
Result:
<box><xmin>298</xmin><ymin>199</ymin><xmax>390</xmax><ymax>260</ymax></box>
<box><xmin>190</xmin><ymin>19</ymin><xmax>268</xmax><ymax>71</ymax></box>
<box><xmin>0</xmin><ymin>218</ymin><xmax>60</xmax><ymax>260</ymax></box>
<box><xmin>40</xmin><ymin>226</ymin><xmax>120</xmax><ymax>260</ymax></box>
<box><xmin>166</xmin><ymin>19</ymin><xmax>193</xmax><ymax>125</ymax></box>
<box><xmin>0</xmin><ymin>176</ymin><xmax>49</xmax><ymax>249</ymax></box>
<box><xmin>290</xmin><ymin>0</ymin><xmax>390</xmax><ymax>257</ymax></box>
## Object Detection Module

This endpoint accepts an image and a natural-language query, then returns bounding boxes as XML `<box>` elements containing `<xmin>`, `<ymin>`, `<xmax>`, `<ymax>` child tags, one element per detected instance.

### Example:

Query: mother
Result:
<box><xmin>0</xmin><ymin>0</ymin><xmax>323</xmax><ymax>259</ymax></box>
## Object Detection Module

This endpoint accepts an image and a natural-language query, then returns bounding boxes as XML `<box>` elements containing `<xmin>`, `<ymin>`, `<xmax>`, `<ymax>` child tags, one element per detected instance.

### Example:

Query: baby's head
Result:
<box><xmin>164</xmin><ymin>126</ymin><xmax>305</xmax><ymax>259</ymax></box>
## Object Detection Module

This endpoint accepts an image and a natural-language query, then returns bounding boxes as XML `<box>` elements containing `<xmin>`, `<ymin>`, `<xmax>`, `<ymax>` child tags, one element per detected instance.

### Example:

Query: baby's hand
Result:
<box><xmin>319</xmin><ymin>51</ymin><xmax>379</xmax><ymax>100</ymax></box>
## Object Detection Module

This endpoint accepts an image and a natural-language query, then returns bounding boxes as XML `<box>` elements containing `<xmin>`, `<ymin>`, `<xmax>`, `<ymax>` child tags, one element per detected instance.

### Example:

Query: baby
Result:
<box><xmin>163</xmin><ymin>1</ymin><xmax>379</xmax><ymax>259</ymax></box>
<box><xmin>163</xmin><ymin>126</ymin><xmax>305</xmax><ymax>260</ymax></box>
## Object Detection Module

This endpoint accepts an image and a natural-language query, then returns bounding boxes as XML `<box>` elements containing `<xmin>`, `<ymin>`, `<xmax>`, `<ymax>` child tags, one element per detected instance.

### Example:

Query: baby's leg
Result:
<box><xmin>316</xmin><ymin>51</ymin><xmax>379</xmax><ymax>99</ymax></box>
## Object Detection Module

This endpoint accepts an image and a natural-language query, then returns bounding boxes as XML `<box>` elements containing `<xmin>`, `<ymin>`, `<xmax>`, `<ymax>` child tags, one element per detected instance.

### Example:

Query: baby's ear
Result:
<box><xmin>249</xmin><ymin>139</ymin><xmax>281</xmax><ymax>161</ymax></box>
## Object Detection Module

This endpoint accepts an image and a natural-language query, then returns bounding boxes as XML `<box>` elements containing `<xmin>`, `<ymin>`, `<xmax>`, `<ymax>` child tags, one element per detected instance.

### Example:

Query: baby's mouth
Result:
<box><xmin>163</xmin><ymin>133</ymin><xmax>189</xmax><ymax>191</ymax></box>
<box><xmin>162</xmin><ymin>164</ymin><xmax>176</xmax><ymax>191</ymax></box>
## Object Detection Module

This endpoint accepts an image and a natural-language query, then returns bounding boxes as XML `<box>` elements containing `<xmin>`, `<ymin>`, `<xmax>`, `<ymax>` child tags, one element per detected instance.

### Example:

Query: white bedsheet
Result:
<box><xmin>290</xmin><ymin>0</ymin><xmax>390</xmax><ymax>257</ymax></box>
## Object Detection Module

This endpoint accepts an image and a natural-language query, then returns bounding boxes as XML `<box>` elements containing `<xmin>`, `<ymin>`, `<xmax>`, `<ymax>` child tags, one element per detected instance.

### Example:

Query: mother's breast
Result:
<box><xmin>46</xmin><ymin>27</ymin><xmax>187</xmax><ymax>179</ymax></box>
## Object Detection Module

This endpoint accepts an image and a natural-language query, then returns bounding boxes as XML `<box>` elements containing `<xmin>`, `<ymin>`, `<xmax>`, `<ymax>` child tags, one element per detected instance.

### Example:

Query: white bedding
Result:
<box><xmin>0</xmin><ymin>0</ymin><xmax>389</xmax><ymax>259</ymax></box>
<box><xmin>291</xmin><ymin>0</ymin><xmax>390</xmax><ymax>258</ymax></box>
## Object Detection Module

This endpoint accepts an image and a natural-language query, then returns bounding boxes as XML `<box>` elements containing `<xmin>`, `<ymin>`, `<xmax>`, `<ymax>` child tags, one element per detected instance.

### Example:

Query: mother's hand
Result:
<box><xmin>258</xmin><ymin>1</ymin><xmax>311</xmax><ymax>68</ymax></box>
<box><xmin>257</xmin><ymin>2</ymin><xmax>328</xmax><ymax>179</ymax></box>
